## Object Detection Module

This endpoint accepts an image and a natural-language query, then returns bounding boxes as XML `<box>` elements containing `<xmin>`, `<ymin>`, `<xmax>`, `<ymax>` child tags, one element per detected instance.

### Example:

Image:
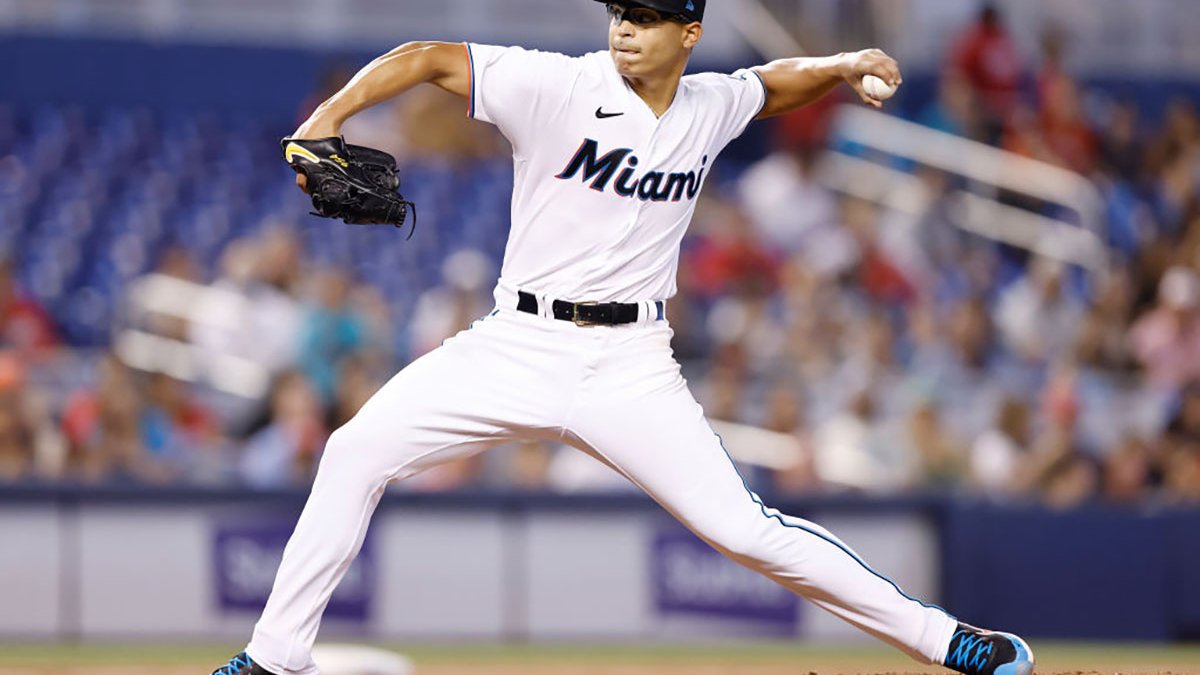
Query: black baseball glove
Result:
<box><xmin>281</xmin><ymin>136</ymin><xmax>416</xmax><ymax>237</ymax></box>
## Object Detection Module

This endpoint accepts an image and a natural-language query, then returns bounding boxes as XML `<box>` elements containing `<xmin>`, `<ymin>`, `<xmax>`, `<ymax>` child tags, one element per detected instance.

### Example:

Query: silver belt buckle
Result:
<box><xmin>572</xmin><ymin>301</ymin><xmax>600</xmax><ymax>327</ymax></box>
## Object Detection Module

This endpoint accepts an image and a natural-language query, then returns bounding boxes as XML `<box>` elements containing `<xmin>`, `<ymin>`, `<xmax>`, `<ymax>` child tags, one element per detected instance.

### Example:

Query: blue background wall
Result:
<box><xmin>941</xmin><ymin>503</ymin><xmax>1200</xmax><ymax>640</ymax></box>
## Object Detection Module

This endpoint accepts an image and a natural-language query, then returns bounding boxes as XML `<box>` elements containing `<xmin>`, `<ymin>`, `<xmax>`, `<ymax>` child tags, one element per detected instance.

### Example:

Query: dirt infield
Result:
<box><xmin>1</xmin><ymin>642</ymin><xmax>1198</xmax><ymax>675</ymax></box>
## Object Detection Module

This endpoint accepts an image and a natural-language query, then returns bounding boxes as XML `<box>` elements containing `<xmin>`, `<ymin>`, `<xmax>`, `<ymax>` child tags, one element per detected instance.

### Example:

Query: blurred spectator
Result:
<box><xmin>841</xmin><ymin>197</ymin><xmax>916</xmax><ymax>306</ymax></box>
<box><xmin>298</xmin><ymin>266</ymin><xmax>370</xmax><ymax>404</ymax></box>
<box><xmin>1082</xmin><ymin>268</ymin><xmax>1136</xmax><ymax>370</ymax></box>
<box><xmin>1179</xmin><ymin>213</ymin><xmax>1200</xmax><ymax>276</ymax></box>
<box><xmin>190</xmin><ymin>230</ymin><xmax>306</xmax><ymax>395</ymax></box>
<box><xmin>1039</xmin><ymin>76</ymin><xmax>1097</xmax><ymax>174</ymax></box>
<box><xmin>912</xmin><ymin>295</ymin><xmax>995</xmax><ymax>377</ymax></box>
<box><xmin>60</xmin><ymin>354</ymin><xmax>172</xmax><ymax>485</ymax></box>
<box><xmin>1033</xmin><ymin>26</ymin><xmax>1068</xmax><ymax>108</ymax></box>
<box><xmin>825</xmin><ymin>308</ymin><xmax>907</xmax><ymax>420</ymax></box>
<box><xmin>812</xmin><ymin>389</ymin><xmax>905</xmax><ymax>492</ymax></box>
<box><xmin>1001</xmin><ymin>103</ymin><xmax>1058</xmax><ymax>164</ymax></box>
<box><xmin>1129</xmin><ymin>236</ymin><xmax>1175</xmax><ymax>313</ymax></box>
<box><xmin>1163</xmin><ymin>382</ymin><xmax>1200</xmax><ymax>455</ymax></box>
<box><xmin>1034</xmin><ymin>26</ymin><xmax>1097</xmax><ymax>174</ymax></box>
<box><xmin>408</xmin><ymin>249</ymin><xmax>496</xmax><ymax>359</ymax></box>
<box><xmin>0</xmin><ymin>352</ymin><xmax>62</xmax><ymax>480</ymax></box>
<box><xmin>0</xmin><ymin>258</ymin><xmax>59</xmax><ymax>358</ymax></box>
<box><xmin>0</xmin><ymin>395</ymin><xmax>33</xmax><ymax>482</ymax></box>
<box><xmin>190</xmin><ymin>238</ymin><xmax>261</xmax><ymax>374</ymax></box>
<box><xmin>1128</xmin><ymin>265</ymin><xmax>1200</xmax><ymax>390</ymax></box>
<box><xmin>994</xmin><ymin>257</ymin><xmax>1084</xmax><ymax>362</ymax></box>
<box><xmin>1161</xmin><ymin>382</ymin><xmax>1200</xmax><ymax>503</ymax></box>
<box><xmin>347</xmin><ymin>283</ymin><xmax>397</xmax><ymax>373</ymax></box>
<box><xmin>927</xmin><ymin>296</ymin><xmax>1015</xmax><ymax>443</ymax></box>
<box><xmin>902</xmin><ymin>397</ymin><xmax>968</xmax><ymax>489</ymax></box>
<box><xmin>1162</xmin><ymin>447</ymin><xmax>1200</xmax><ymax>503</ymax></box>
<box><xmin>685</xmin><ymin>199</ymin><xmax>780</xmax><ymax>300</ymax></box>
<box><xmin>1149</xmin><ymin>141</ymin><xmax>1198</xmax><ymax>239</ymax></box>
<box><xmin>1098</xmin><ymin>100</ymin><xmax>1145</xmax><ymax>184</ymax></box>
<box><xmin>768</xmin><ymin>92</ymin><xmax>838</xmax><ymax>154</ymax></box>
<box><xmin>239</xmin><ymin>370</ymin><xmax>327</xmax><ymax>488</ymax></box>
<box><xmin>1071</xmin><ymin>315</ymin><xmax>1133</xmax><ymax>454</ymax></box>
<box><xmin>1145</xmin><ymin>99</ymin><xmax>1200</xmax><ymax>182</ymax></box>
<box><xmin>253</xmin><ymin>226</ymin><xmax>306</xmax><ymax>371</ymax></box>
<box><xmin>699</xmin><ymin>357</ymin><xmax>750</xmax><ymax>423</ymax></box>
<box><xmin>1014</xmin><ymin>364</ymin><xmax>1099</xmax><ymax>507</ymax></box>
<box><xmin>705</xmin><ymin>293</ymin><xmax>785</xmax><ymax>377</ymax></box>
<box><xmin>759</xmin><ymin>380</ymin><xmax>819</xmax><ymax>494</ymax></box>
<box><xmin>328</xmin><ymin>354</ymin><xmax>383</xmax><ymax>430</ymax></box>
<box><xmin>737</xmin><ymin>144</ymin><xmax>837</xmax><ymax>255</ymax></box>
<box><xmin>140</xmin><ymin>371</ymin><xmax>226</xmax><ymax>484</ymax></box>
<box><xmin>970</xmin><ymin>396</ymin><xmax>1031</xmax><ymax>497</ymax></box>
<box><xmin>128</xmin><ymin>245</ymin><xmax>204</xmax><ymax>343</ymax></box>
<box><xmin>918</xmin><ymin>71</ymin><xmax>981</xmax><ymax>140</ymax></box>
<box><xmin>0</xmin><ymin>354</ymin><xmax>35</xmax><ymax>482</ymax></box>
<box><xmin>1038</xmin><ymin>451</ymin><xmax>1100</xmax><ymax>509</ymax></box>
<box><xmin>501</xmin><ymin>440</ymin><xmax>554</xmax><ymax>491</ymax></box>
<box><xmin>775</xmin><ymin>259</ymin><xmax>846</xmax><ymax>387</ymax></box>
<box><xmin>1102</xmin><ymin>436</ymin><xmax>1152</xmax><ymax>504</ymax></box>
<box><xmin>891</xmin><ymin>169</ymin><xmax>959</xmax><ymax>289</ymax></box>
<box><xmin>947</xmin><ymin>4</ymin><xmax>1024</xmax><ymax>143</ymax></box>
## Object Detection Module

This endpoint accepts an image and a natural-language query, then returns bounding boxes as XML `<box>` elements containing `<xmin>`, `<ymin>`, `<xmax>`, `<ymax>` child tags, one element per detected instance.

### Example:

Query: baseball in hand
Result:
<box><xmin>862</xmin><ymin>74</ymin><xmax>897</xmax><ymax>101</ymax></box>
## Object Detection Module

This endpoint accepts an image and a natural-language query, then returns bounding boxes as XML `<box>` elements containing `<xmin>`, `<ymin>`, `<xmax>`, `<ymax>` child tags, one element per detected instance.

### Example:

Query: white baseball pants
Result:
<box><xmin>245</xmin><ymin>306</ymin><xmax>957</xmax><ymax>673</ymax></box>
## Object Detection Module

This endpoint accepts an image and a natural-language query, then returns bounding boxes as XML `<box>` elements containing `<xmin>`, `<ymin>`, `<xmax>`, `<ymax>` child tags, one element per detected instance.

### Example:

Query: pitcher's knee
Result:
<box><xmin>313</xmin><ymin>425</ymin><xmax>389</xmax><ymax>487</ymax></box>
<box><xmin>701</xmin><ymin>519</ymin><xmax>777</xmax><ymax>564</ymax></box>
<box><xmin>320</xmin><ymin>426</ymin><xmax>358</xmax><ymax>465</ymax></box>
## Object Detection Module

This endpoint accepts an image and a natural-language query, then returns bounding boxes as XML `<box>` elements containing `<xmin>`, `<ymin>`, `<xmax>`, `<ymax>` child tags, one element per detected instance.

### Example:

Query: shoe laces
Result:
<box><xmin>946</xmin><ymin>629</ymin><xmax>995</xmax><ymax>672</ymax></box>
<box><xmin>214</xmin><ymin>652</ymin><xmax>253</xmax><ymax>675</ymax></box>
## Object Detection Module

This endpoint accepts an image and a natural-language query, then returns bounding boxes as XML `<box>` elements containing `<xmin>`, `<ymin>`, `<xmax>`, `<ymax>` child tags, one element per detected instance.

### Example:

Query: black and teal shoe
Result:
<box><xmin>943</xmin><ymin>623</ymin><xmax>1035</xmax><ymax>675</ymax></box>
<box><xmin>211</xmin><ymin>651</ymin><xmax>276</xmax><ymax>675</ymax></box>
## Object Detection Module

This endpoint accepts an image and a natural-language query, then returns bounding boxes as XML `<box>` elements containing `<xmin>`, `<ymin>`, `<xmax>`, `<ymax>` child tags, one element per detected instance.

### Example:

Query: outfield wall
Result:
<box><xmin>1</xmin><ymin>489</ymin><xmax>1197</xmax><ymax>642</ymax></box>
<box><xmin>0</xmin><ymin>490</ymin><xmax>939</xmax><ymax>643</ymax></box>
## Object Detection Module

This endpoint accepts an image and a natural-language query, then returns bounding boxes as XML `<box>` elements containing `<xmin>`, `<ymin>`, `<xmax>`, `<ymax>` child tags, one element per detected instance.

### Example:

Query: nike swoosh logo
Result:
<box><xmin>595</xmin><ymin>107</ymin><xmax>624</xmax><ymax>119</ymax></box>
<box><xmin>284</xmin><ymin>142</ymin><xmax>320</xmax><ymax>164</ymax></box>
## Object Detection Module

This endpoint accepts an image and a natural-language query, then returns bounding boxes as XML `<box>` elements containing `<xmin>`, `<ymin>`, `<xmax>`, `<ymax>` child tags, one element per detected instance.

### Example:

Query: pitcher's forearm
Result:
<box><xmin>754</xmin><ymin>49</ymin><xmax>901</xmax><ymax>118</ymax></box>
<box><xmin>315</xmin><ymin>43</ymin><xmax>428</xmax><ymax>126</ymax></box>
<box><xmin>304</xmin><ymin>41</ymin><xmax>470</xmax><ymax>130</ymax></box>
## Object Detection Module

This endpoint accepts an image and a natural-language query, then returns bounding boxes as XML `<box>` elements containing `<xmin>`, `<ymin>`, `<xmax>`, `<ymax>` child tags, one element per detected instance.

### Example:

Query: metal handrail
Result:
<box><xmin>115</xmin><ymin>273</ymin><xmax>271</xmax><ymax>399</ymax></box>
<box><xmin>820</xmin><ymin>105</ymin><xmax>1110</xmax><ymax>272</ymax></box>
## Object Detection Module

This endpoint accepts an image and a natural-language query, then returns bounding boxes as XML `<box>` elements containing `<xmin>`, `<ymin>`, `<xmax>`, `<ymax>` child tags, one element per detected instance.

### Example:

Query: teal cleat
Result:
<box><xmin>943</xmin><ymin>623</ymin><xmax>1035</xmax><ymax>675</ymax></box>
<box><xmin>211</xmin><ymin>652</ymin><xmax>277</xmax><ymax>675</ymax></box>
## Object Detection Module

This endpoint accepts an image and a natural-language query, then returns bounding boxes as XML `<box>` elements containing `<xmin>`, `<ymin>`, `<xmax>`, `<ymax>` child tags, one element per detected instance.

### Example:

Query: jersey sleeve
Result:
<box><xmin>699</xmin><ymin>68</ymin><xmax>769</xmax><ymax>150</ymax></box>
<box><xmin>466</xmin><ymin>43</ymin><xmax>577</xmax><ymax>154</ymax></box>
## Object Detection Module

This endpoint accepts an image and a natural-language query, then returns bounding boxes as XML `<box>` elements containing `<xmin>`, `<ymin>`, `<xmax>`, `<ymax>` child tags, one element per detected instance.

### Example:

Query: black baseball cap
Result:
<box><xmin>595</xmin><ymin>0</ymin><xmax>705</xmax><ymax>23</ymax></box>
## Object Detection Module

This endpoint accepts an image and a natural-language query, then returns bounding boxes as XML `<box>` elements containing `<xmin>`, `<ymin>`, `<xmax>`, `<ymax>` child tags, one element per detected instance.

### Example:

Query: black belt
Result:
<box><xmin>517</xmin><ymin>290</ymin><xmax>663</xmax><ymax>326</ymax></box>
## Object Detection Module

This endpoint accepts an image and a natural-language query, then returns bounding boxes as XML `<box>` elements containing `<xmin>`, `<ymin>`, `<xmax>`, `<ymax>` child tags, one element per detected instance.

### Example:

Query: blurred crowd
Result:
<box><xmin>671</xmin><ymin>4</ymin><xmax>1200</xmax><ymax>507</ymax></box>
<box><xmin>2</xmin><ymin>6</ymin><xmax>1200</xmax><ymax>508</ymax></box>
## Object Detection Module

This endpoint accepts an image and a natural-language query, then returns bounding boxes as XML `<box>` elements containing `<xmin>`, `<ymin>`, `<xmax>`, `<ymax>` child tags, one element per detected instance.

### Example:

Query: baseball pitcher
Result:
<box><xmin>213</xmin><ymin>2</ymin><xmax>1034</xmax><ymax>674</ymax></box>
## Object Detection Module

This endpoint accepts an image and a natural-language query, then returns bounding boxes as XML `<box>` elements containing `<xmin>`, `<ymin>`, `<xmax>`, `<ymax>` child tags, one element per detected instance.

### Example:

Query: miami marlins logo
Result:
<box><xmin>555</xmin><ymin>138</ymin><xmax>707</xmax><ymax>202</ymax></box>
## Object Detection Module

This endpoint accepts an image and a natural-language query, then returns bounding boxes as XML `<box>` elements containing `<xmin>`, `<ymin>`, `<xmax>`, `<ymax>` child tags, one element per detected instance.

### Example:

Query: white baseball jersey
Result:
<box><xmin>244</xmin><ymin>42</ymin><xmax>965</xmax><ymax>675</ymax></box>
<box><xmin>466</xmin><ymin>44</ymin><xmax>767</xmax><ymax>302</ymax></box>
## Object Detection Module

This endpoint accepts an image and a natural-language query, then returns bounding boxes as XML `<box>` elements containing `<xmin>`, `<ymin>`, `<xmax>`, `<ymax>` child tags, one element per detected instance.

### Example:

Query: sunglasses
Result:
<box><xmin>606</xmin><ymin>3</ymin><xmax>688</xmax><ymax>25</ymax></box>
